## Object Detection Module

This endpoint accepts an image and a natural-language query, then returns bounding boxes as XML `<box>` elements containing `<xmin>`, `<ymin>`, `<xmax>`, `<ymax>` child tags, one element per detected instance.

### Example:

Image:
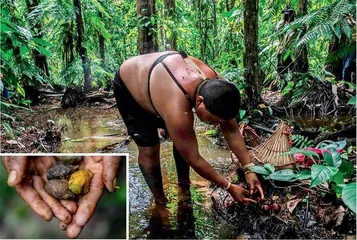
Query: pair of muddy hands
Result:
<box><xmin>2</xmin><ymin>156</ymin><xmax>121</xmax><ymax>239</ymax></box>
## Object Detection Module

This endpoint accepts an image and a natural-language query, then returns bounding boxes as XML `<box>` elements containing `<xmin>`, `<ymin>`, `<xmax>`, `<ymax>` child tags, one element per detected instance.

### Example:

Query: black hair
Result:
<box><xmin>197</xmin><ymin>80</ymin><xmax>240</xmax><ymax>120</ymax></box>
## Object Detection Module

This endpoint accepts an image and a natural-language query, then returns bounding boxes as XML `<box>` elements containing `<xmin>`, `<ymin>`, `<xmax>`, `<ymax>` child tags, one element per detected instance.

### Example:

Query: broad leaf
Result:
<box><xmin>293</xmin><ymin>170</ymin><xmax>311</xmax><ymax>181</ymax></box>
<box><xmin>36</xmin><ymin>45</ymin><xmax>51</xmax><ymax>57</ymax></box>
<box><xmin>310</xmin><ymin>165</ymin><xmax>339</xmax><ymax>188</ymax></box>
<box><xmin>347</xmin><ymin>96</ymin><xmax>356</xmax><ymax>105</ymax></box>
<box><xmin>33</xmin><ymin>37</ymin><xmax>51</xmax><ymax>47</ymax></box>
<box><xmin>339</xmin><ymin>160</ymin><xmax>355</xmax><ymax>179</ymax></box>
<box><xmin>264</xmin><ymin>163</ymin><xmax>275</xmax><ymax>174</ymax></box>
<box><xmin>331</xmin><ymin>170</ymin><xmax>344</xmax><ymax>185</ymax></box>
<box><xmin>342</xmin><ymin>182</ymin><xmax>356</xmax><ymax>214</ymax></box>
<box><xmin>266</xmin><ymin>169</ymin><xmax>295</xmax><ymax>182</ymax></box>
<box><xmin>249</xmin><ymin>166</ymin><xmax>270</xmax><ymax>176</ymax></box>
<box><xmin>323</xmin><ymin>151</ymin><xmax>341</xmax><ymax>168</ymax></box>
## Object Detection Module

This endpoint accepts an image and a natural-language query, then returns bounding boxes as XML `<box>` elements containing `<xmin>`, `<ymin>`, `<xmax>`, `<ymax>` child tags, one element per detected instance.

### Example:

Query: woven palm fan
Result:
<box><xmin>249</xmin><ymin>122</ymin><xmax>295</xmax><ymax>169</ymax></box>
<box><xmin>239</xmin><ymin>123</ymin><xmax>263</xmax><ymax>147</ymax></box>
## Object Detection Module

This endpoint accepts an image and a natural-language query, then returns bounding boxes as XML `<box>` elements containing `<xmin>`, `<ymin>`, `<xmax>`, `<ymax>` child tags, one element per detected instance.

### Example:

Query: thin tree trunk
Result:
<box><xmin>137</xmin><ymin>0</ymin><xmax>159</xmax><ymax>54</ymax></box>
<box><xmin>74</xmin><ymin>0</ymin><xmax>91</xmax><ymax>91</ymax></box>
<box><xmin>163</xmin><ymin>0</ymin><xmax>177</xmax><ymax>50</ymax></box>
<box><xmin>98</xmin><ymin>12</ymin><xmax>105</xmax><ymax>67</ymax></box>
<box><xmin>243</xmin><ymin>0</ymin><xmax>261</xmax><ymax>104</ymax></box>
<box><xmin>26</xmin><ymin>0</ymin><xmax>50</xmax><ymax>77</ymax></box>
<box><xmin>212</xmin><ymin>0</ymin><xmax>218</xmax><ymax>55</ymax></box>
<box><xmin>295</xmin><ymin>0</ymin><xmax>309</xmax><ymax>73</ymax></box>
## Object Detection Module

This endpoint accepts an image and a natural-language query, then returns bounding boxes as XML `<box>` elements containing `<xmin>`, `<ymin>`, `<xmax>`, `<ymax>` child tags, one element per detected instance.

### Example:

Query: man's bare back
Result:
<box><xmin>119</xmin><ymin>51</ymin><xmax>216</xmax><ymax>119</ymax></box>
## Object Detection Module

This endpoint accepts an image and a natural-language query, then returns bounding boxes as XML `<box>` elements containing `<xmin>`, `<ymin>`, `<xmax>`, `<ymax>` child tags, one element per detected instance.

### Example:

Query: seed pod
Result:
<box><xmin>68</xmin><ymin>170</ymin><xmax>93</xmax><ymax>195</ymax></box>
<box><xmin>45</xmin><ymin>179</ymin><xmax>75</xmax><ymax>200</ymax></box>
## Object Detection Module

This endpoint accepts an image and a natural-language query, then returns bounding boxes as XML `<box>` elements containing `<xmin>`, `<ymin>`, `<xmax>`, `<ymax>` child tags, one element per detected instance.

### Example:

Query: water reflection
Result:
<box><xmin>145</xmin><ymin>195</ymin><xmax>196</xmax><ymax>239</ymax></box>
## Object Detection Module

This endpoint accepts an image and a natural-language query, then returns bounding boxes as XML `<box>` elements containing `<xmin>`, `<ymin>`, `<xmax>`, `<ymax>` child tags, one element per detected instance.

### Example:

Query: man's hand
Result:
<box><xmin>66</xmin><ymin>156</ymin><xmax>120</xmax><ymax>239</ymax></box>
<box><xmin>2</xmin><ymin>157</ymin><xmax>77</xmax><ymax>224</ymax></box>
<box><xmin>245</xmin><ymin>172</ymin><xmax>265</xmax><ymax>199</ymax></box>
<box><xmin>227</xmin><ymin>184</ymin><xmax>257</xmax><ymax>204</ymax></box>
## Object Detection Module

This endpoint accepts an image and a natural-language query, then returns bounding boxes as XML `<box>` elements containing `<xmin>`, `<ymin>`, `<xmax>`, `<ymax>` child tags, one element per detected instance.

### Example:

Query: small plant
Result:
<box><xmin>291</xmin><ymin>134</ymin><xmax>314</xmax><ymax>148</ymax></box>
<box><xmin>249</xmin><ymin>140</ymin><xmax>356</xmax><ymax>214</ymax></box>
<box><xmin>204</xmin><ymin>129</ymin><xmax>218</xmax><ymax>137</ymax></box>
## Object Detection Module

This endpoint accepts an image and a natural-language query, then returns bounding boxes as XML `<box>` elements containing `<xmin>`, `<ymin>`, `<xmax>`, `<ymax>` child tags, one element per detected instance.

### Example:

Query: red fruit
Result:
<box><xmin>272</xmin><ymin>203</ymin><xmax>281</xmax><ymax>212</ymax></box>
<box><xmin>261</xmin><ymin>204</ymin><xmax>271</xmax><ymax>212</ymax></box>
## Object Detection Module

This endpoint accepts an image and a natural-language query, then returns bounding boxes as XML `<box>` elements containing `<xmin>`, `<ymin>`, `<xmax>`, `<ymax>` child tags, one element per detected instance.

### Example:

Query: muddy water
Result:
<box><xmin>128</xmin><ymin>127</ymin><xmax>235</xmax><ymax>239</ymax></box>
<box><xmin>54</xmin><ymin>107</ymin><xmax>127</xmax><ymax>152</ymax></box>
<box><xmin>27</xmin><ymin>105</ymin><xmax>247</xmax><ymax>238</ymax></box>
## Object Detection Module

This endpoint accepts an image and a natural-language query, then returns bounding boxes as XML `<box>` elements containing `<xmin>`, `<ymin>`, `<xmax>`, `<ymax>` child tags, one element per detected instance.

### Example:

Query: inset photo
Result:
<box><xmin>0</xmin><ymin>155</ymin><xmax>127</xmax><ymax>239</ymax></box>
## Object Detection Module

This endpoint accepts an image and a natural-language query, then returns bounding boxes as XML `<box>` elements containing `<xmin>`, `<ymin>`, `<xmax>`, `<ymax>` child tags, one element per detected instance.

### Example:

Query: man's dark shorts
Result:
<box><xmin>113</xmin><ymin>70</ymin><xmax>166</xmax><ymax>147</ymax></box>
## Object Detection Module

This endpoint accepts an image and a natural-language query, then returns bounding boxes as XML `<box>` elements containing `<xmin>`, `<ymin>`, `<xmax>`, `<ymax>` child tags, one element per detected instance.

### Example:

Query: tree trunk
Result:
<box><xmin>98</xmin><ymin>12</ymin><xmax>105</xmax><ymax>67</ymax></box>
<box><xmin>163</xmin><ymin>0</ymin><xmax>177</xmax><ymax>50</ymax></box>
<box><xmin>295</xmin><ymin>0</ymin><xmax>309</xmax><ymax>73</ymax></box>
<box><xmin>137</xmin><ymin>0</ymin><xmax>159</xmax><ymax>54</ymax></box>
<box><xmin>26</xmin><ymin>0</ymin><xmax>50</xmax><ymax>77</ymax></box>
<box><xmin>212</xmin><ymin>0</ymin><xmax>218</xmax><ymax>55</ymax></box>
<box><xmin>243</xmin><ymin>0</ymin><xmax>261</xmax><ymax>104</ymax></box>
<box><xmin>74</xmin><ymin>0</ymin><xmax>91</xmax><ymax>91</ymax></box>
<box><xmin>326</xmin><ymin>36</ymin><xmax>346</xmax><ymax>80</ymax></box>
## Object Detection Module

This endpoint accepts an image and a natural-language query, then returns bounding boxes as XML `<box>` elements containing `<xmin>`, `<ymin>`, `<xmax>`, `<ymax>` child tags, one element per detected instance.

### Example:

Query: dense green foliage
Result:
<box><xmin>1</xmin><ymin>0</ymin><xmax>355</xmax><ymax>136</ymax></box>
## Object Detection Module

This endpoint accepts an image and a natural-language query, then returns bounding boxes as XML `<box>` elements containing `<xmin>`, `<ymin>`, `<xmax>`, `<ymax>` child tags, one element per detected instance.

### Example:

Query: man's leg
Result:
<box><xmin>138</xmin><ymin>144</ymin><xmax>167</xmax><ymax>204</ymax></box>
<box><xmin>173</xmin><ymin>145</ymin><xmax>191</xmax><ymax>202</ymax></box>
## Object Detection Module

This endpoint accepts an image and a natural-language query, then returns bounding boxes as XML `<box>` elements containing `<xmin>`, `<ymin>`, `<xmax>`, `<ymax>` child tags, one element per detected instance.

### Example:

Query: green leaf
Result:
<box><xmin>310</xmin><ymin>165</ymin><xmax>339</xmax><ymax>188</ymax></box>
<box><xmin>249</xmin><ymin>166</ymin><xmax>270</xmax><ymax>176</ymax></box>
<box><xmin>266</xmin><ymin>169</ymin><xmax>295</xmax><ymax>182</ymax></box>
<box><xmin>347</xmin><ymin>96</ymin><xmax>356</xmax><ymax>105</ymax></box>
<box><xmin>20</xmin><ymin>45</ymin><xmax>29</xmax><ymax>57</ymax></box>
<box><xmin>331</xmin><ymin>170</ymin><xmax>344</xmax><ymax>185</ymax></box>
<box><xmin>267</xmin><ymin>106</ymin><xmax>273</xmax><ymax>116</ymax></box>
<box><xmin>239</xmin><ymin>109</ymin><xmax>246</xmax><ymax>120</ymax></box>
<box><xmin>32</xmin><ymin>37</ymin><xmax>51</xmax><ymax>47</ymax></box>
<box><xmin>16</xmin><ymin>83</ymin><xmax>25</xmax><ymax>97</ymax></box>
<box><xmin>331</xmin><ymin>182</ymin><xmax>344</xmax><ymax>196</ymax></box>
<box><xmin>282</xmin><ymin>81</ymin><xmax>294</xmax><ymax>95</ymax></box>
<box><xmin>36</xmin><ymin>45</ymin><xmax>51</xmax><ymax>57</ymax></box>
<box><xmin>342</xmin><ymin>182</ymin><xmax>356</xmax><ymax>214</ymax></box>
<box><xmin>293</xmin><ymin>170</ymin><xmax>311</xmax><ymax>181</ymax></box>
<box><xmin>323</xmin><ymin>151</ymin><xmax>341</xmax><ymax>168</ymax></box>
<box><xmin>1</xmin><ymin>23</ymin><xmax>14</xmax><ymax>32</ymax></box>
<box><xmin>3</xmin><ymin>122</ymin><xmax>14</xmax><ymax>138</ymax></box>
<box><xmin>339</xmin><ymin>160</ymin><xmax>355</xmax><ymax>179</ymax></box>
<box><xmin>204</xmin><ymin>129</ymin><xmax>217</xmax><ymax>137</ymax></box>
<box><xmin>263</xmin><ymin>163</ymin><xmax>275</xmax><ymax>174</ymax></box>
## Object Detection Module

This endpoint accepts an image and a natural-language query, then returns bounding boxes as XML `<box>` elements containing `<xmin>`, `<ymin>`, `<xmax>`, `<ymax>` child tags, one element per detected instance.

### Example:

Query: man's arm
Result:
<box><xmin>163</xmin><ymin>109</ymin><xmax>257</xmax><ymax>203</ymax></box>
<box><xmin>165</xmin><ymin>110</ymin><xmax>228</xmax><ymax>189</ymax></box>
<box><xmin>220</xmin><ymin>119</ymin><xmax>251</xmax><ymax>166</ymax></box>
<box><xmin>220</xmin><ymin>119</ymin><xmax>265</xmax><ymax>198</ymax></box>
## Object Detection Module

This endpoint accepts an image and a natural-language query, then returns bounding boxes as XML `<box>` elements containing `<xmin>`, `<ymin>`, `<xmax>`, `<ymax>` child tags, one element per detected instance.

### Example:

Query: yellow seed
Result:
<box><xmin>68</xmin><ymin>170</ymin><xmax>93</xmax><ymax>195</ymax></box>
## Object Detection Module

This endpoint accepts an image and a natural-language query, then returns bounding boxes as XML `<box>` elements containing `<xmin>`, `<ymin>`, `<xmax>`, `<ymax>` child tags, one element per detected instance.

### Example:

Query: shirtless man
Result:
<box><xmin>114</xmin><ymin>51</ymin><xmax>264</xmax><ymax>205</ymax></box>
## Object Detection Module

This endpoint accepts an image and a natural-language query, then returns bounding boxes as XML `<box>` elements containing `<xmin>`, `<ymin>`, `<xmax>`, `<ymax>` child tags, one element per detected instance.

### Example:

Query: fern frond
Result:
<box><xmin>291</xmin><ymin>134</ymin><xmax>314</xmax><ymax>148</ymax></box>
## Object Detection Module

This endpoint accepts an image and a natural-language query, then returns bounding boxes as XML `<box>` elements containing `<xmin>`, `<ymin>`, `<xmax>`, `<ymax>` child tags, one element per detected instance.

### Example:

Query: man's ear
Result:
<box><xmin>195</xmin><ymin>96</ymin><xmax>204</xmax><ymax>107</ymax></box>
